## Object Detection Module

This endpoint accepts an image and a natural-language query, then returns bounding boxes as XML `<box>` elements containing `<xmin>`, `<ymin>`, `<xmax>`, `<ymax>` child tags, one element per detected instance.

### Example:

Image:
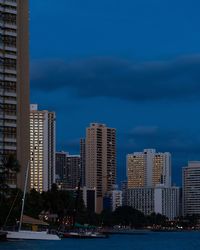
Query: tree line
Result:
<box><xmin>0</xmin><ymin>155</ymin><xmax>199</xmax><ymax>229</ymax></box>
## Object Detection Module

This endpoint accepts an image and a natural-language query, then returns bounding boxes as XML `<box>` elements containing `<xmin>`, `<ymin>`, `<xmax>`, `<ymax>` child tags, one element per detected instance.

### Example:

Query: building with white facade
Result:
<box><xmin>154</xmin><ymin>185</ymin><xmax>180</xmax><ymax>220</ymax></box>
<box><xmin>126</xmin><ymin>188</ymin><xmax>154</xmax><ymax>215</ymax></box>
<box><xmin>127</xmin><ymin>149</ymin><xmax>171</xmax><ymax>188</ymax></box>
<box><xmin>30</xmin><ymin>104</ymin><xmax>56</xmax><ymax>192</ymax></box>
<box><xmin>183</xmin><ymin>161</ymin><xmax>200</xmax><ymax>216</ymax></box>
<box><xmin>126</xmin><ymin>186</ymin><xmax>180</xmax><ymax>219</ymax></box>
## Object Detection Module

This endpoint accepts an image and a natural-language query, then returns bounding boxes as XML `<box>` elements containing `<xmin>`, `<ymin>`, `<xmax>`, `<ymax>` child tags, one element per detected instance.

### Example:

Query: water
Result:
<box><xmin>0</xmin><ymin>232</ymin><xmax>200</xmax><ymax>250</ymax></box>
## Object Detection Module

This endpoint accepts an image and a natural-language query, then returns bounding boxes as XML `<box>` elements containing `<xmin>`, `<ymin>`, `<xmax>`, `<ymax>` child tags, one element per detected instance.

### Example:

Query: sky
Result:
<box><xmin>30</xmin><ymin>0</ymin><xmax>200</xmax><ymax>185</ymax></box>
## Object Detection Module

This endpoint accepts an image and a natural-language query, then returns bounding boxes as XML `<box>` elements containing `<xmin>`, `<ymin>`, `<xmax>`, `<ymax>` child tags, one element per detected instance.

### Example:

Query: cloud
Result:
<box><xmin>131</xmin><ymin>126</ymin><xmax>159</xmax><ymax>135</ymax></box>
<box><xmin>31</xmin><ymin>55</ymin><xmax>200</xmax><ymax>102</ymax></box>
<box><xmin>122</xmin><ymin>126</ymin><xmax>200</xmax><ymax>157</ymax></box>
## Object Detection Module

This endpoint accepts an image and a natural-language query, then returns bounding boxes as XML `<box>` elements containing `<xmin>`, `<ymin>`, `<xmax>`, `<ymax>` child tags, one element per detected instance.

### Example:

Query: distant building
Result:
<box><xmin>127</xmin><ymin>186</ymin><xmax>180</xmax><ymax>219</ymax></box>
<box><xmin>85</xmin><ymin>123</ymin><xmax>116</xmax><ymax>213</ymax></box>
<box><xmin>66</xmin><ymin>155</ymin><xmax>81</xmax><ymax>189</ymax></box>
<box><xmin>30</xmin><ymin>104</ymin><xmax>56</xmax><ymax>192</ymax></box>
<box><xmin>55</xmin><ymin>151</ymin><xmax>68</xmax><ymax>181</ymax></box>
<box><xmin>183</xmin><ymin>161</ymin><xmax>200</xmax><ymax>216</ymax></box>
<box><xmin>104</xmin><ymin>190</ymin><xmax>122</xmax><ymax>212</ymax></box>
<box><xmin>154</xmin><ymin>185</ymin><xmax>180</xmax><ymax>220</ymax></box>
<box><xmin>121</xmin><ymin>180</ymin><xmax>128</xmax><ymax>206</ymax></box>
<box><xmin>127</xmin><ymin>188</ymin><xmax>155</xmax><ymax>215</ymax></box>
<box><xmin>127</xmin><ymin>149</ymin><xmax>171</xmax><ymax>188</ymax></box>
<box><xmin>80</xmin><ymin>138</ymin><xmax>86</xmax><ymax>187</ymax></box>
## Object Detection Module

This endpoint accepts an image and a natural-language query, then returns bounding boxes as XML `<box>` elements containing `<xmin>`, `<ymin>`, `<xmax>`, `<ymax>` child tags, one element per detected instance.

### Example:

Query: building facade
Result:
<box><xmin>30</xmin><ymin>104</ymin><xmax>56</xmax><ymax>192</ymax></box>
<box><xmin>80</xmin><ymin>138</ymin><xmax>85</xmax><ymax>187</ymax></box>
<box><xmin>85</xmin><ymin>123</ymin><xmax>116</xmax><ymax>213</ymax></box>
<box><xmin>0</xmin><ymin>0</ymin><xmax>29</xmax><ymax>189</ymax></box>
<box><xmin>154</xmin><ymin>185</ymin><xmax>180</xmax><ymax>220</ymax></box>
<box><xmin>127</xmin><ymin>186</ymin><xmax>179</xmax><ymax>219</ymax></box>
<box><xmin>127</xmin><ymin>149</ymin><xmax>171</xmax><ymax>188</ymax></box>
<box><xmin>66</xmin><ymin>154</ymin><xmax>81</xmax><ymax>189</ymax></box>
<box><xmin>127</xmin><ymin>188</ymin><xmax>155</xmax><ymax>215</ymax></box>
<box><xmin>104</xmin><ymin>190</ymin><xmax>122</xmax><ymax>212</ymax></box>
<box><xmin>121</xmin><ymin>180</ymin><xmax>128</xmax><ymax>206</ymax></box>
<box><xmin>183</xmin><ymin>161</ymin><xmax>200</xmax><ymax>216</ymax></box>
<box><xmin>55</xmin><ymin>151</ymin><xmax>68</xmax><ymax>181</ymax></box>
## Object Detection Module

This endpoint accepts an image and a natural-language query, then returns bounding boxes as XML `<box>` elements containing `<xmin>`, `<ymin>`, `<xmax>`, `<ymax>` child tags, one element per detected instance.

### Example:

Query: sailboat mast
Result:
<box><xmin>19</xmin><ymin>161</ymin><xmax>30</xmax><ymax>231</ymax></box>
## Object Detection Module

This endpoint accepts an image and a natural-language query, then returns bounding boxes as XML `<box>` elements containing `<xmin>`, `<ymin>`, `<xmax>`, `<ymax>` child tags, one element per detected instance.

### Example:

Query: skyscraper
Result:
<box><xmin>85</xmin><ymin>123</ymin><xmax>116</xmax><ymax>213</ymax></box>
<box><xmin>183</xmin><ymin>161</ymin><xmax>200</xmax><ymax>216</ymax></box>
<box><xmin>80</xmin><ymin>138</ymin><xmax>86</xmax><ymax>187</ymax></box>
<box><xmin>30</xmin><ymin>104</ymin><xmax>56</xmax><ymax>192</ymax></box>
<box><xmin>0</xmin><ymin>0</ymin><xmax>29</xmax><ymax>189</ymax></box>
<box><xmin>55</xmin><ymin>151</ymin><xmax>68</xmax><ymax>181</ymax></box>
<box><xmin>127</xmin><ymin>149</ymin><xmax>171</xmax><ymax>188</ymax></box>
<box><xmin>66</xmin><ymin>154</ymin><xmax>81</xmax><ymax>189</ymax></box>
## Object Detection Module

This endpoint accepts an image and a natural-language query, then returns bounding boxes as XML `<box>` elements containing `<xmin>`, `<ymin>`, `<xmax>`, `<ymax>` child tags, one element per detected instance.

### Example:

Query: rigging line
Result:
<box><xmin>3</xmin><ymin>190</ymin><xmax>20</xmax><ymax>228</ymax></box>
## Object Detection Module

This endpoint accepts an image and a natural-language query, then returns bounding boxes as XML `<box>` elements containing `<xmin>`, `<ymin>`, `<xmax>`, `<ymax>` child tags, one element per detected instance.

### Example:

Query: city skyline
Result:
<box><xmin>30</xmin><ymin>0</ymin><xmax>200</xmax><ymax>185</ymax></box>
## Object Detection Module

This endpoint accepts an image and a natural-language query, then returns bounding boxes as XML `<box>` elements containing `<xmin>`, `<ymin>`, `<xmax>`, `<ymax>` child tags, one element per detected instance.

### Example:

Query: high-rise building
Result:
<box><xmin>127</xmin><ymin>149</ymin><xmax>171</xmax><ymax>188</ymax></box>
<box><xmin>183</xmin><ymin>161</ymin><xmax>200</xmax><ymax>216</ymax></box>
<box><xmin>66</xmin><ymin>154</ymin><xmax>81</xmax><ymax>189</ymax></box>
<box><xmin>85</xmin><ymin>123</ymin><xmax>116</xmax><ymax>213</ymax></box>
<box><xmin>0</xmin><ymin>0</ymin><xmax>29</xmax><ymax>189</ymax></box>
<box><xmin>55</xmin><ymin>151</ymin><xmax>68</xmax><ymax>181</ymax></box>
<box><xmin>30</xmin><ymin>104</ymin><xmax>56</xmax><ymax>192</ymax></box>
<box><xmin>80</xmin><ymin>138</ymin><xmax>85</xmax><ymax>187</ymax></box>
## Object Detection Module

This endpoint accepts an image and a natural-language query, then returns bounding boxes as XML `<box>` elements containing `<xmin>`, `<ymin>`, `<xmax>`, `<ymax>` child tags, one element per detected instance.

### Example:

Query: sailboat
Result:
<box><xmin>6</xmin><ymin>162</ymin><xmax>60</xmax><ymax>240</ymax></box>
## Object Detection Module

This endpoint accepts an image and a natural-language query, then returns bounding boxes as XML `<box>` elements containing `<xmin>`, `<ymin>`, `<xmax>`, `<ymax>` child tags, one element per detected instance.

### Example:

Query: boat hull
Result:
<box><xmin>0</xmin><ymin>231</ymin><xmax>7</xmax><ymax>241</ymax></box>
<box><xmin>7</xmin><ymin>230</ymin><xmax>60</xmax><ymax>240</ymax></box>
<box><xmin>61</xmin><ymin>232</ymin><xmax>108</xmax><ymax>239</ymax></box>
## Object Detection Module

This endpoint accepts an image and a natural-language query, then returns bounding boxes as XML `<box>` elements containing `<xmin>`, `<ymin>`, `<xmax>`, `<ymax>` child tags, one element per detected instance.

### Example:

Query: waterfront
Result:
<box><xmin>1</xmin><ymin>232</ymin><xmax>200</xmax><ymax>250</ymax></box>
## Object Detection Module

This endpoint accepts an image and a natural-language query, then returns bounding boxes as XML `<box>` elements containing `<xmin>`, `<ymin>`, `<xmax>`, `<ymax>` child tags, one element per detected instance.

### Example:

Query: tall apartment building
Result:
<box><xmin>183</xmin><ymin>161</ymin><xmax>200</xmax><ymax>216</ymax></box>
<box><xmin>55</xmin><ymin>151</ymin><xmax>68</xmax><ymax>181</ymax></box>
<box><xmin>66</xmin><ymin>154</ymin><xmax>81</xmax><ymax>189</ymax></box>
<box><xmin>30</xmin><ymin>104</ymin><xmax>56</xmax><ymax>192</ymax></box>
<box><xmin>80</xmin><ymin>138</ymin><xmax>85</xmax><ymax>187</ymax></box>
<box><xmin>127</xmin><ymin>149</ymin><xmax>171</xmax><ymax>188</ymax></box>
<box><xmin>0</xmin><ymin>0</ymin><xmax>29</xmax><ymax>189</ymax></box>
<box><xmin>85</xmin><ymin>123</ymin><xmax>116</xmax><ymax>213</ymax></box>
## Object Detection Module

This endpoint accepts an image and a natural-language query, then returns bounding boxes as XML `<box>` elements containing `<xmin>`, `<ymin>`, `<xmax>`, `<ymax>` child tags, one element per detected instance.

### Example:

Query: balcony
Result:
<box><xmin>3</xmin><ymin>7</ymin><xmax>17</xmax><ymax>15</ymax></box>
<box><xmin>4</xmin><ymin>76</ymin><xmax>17</xmax><ymax>81</ymax></box>
<box><xmin>4</xmin><ymin>30</ymin><xmax>17</xmax><ymax>36</ymax></box>
<box><xmin>0</xmin><ymin>0</ymin><xmax>17</xmax><ymax>7</ymax></box>
<box><xmin>5</xmin><ymin>46</ymin><xmax>17</xmax><ymax>52</ymax></box>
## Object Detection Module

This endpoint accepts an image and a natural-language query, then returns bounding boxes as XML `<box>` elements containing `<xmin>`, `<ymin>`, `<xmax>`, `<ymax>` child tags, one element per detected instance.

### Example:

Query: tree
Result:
<box><xmin>0</xmin><ymin>154</ymin><xmax>20</xmax><ymax>195</ymax></box>
<box><xmin>112</xmin><ymin>206</ymin><xmax>146</xmax><ymax>228</ymax></box>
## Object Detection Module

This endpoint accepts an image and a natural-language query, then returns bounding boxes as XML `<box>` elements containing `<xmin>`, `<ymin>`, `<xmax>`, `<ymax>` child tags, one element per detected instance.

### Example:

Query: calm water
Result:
<box><xmin>0</xmin><ymin>232</ymin><xmax>200</xmax><ymax>250</ymax></box>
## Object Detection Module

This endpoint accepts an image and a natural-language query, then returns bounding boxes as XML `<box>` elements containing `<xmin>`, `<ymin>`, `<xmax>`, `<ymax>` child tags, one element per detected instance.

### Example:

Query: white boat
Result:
<box><xmin>6</xmin><ymin>162</ymin><xmax>60</xmax><ymax>241</ymax></box>
<box><xmin>7</xmin><ymin>230</ymin><xmax>60</xmax><ymax>241</ymax></box>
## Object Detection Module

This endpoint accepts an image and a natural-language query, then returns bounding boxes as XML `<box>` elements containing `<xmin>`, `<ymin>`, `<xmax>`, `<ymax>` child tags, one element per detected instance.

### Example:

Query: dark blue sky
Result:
<box><xmin>30</xmin><ymin>0</ymin><xmax>200</xmax><ymax>185</ymax></box>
